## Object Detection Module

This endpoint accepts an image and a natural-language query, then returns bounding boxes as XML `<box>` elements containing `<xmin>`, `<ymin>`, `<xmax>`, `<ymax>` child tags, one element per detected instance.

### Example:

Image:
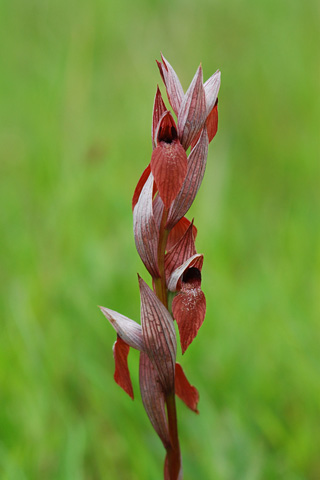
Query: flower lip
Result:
<box><xmin>151</xmin><ymin>111</ymin><xmax>188</xmax><ymax>210</ymax></box>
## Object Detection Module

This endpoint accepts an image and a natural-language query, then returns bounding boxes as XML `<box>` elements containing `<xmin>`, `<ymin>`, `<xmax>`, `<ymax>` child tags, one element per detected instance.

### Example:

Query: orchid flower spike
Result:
<box><xmin>100</xmin><ymin>54</ymin><xmax>221</xmax><ymax>480</ymax></box>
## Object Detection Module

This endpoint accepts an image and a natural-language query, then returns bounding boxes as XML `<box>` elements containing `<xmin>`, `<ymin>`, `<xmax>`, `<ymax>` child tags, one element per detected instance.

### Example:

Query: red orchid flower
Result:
<box><xmin>100</xmin><ymin>54</ymin><xmax>220</xmax><ymax>480</ymax></box>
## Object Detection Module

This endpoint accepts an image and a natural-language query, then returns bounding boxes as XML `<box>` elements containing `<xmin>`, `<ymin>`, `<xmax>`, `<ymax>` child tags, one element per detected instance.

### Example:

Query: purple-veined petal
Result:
<box><xmin>113</xmin><ymin>336</ymin><xmax>134</xmax><ymax>399</ymax></box>
<box><xmin>157</xmin><ymin>54</ymin><xmax>184</xmax><ymax>116</ymax></box>
<box><xmin>167</xmin><ymin>253</ymin><xmax>203</xmax><ymax>292</ymax></box>
<box><xmin>166</xmin><ymin>126</ymin><xmax>209</xmax><ymax>230</ymax></box>
<box><xmin>204</xmin><ymin>70</ymin><xmax>221</xmax><ymax>115</ymax></box>
<box><xmin>172</xmin><ymin>268</ymin><xmax>206</xmax><ymax>354</ymax></box>
<box><xmin>139</xmin><ymin>276</ymin><xmax>176</xmax><ymax>392</ymax></box>
<box><xmin>133</xmin><ymin>173</ymin><xmax>160</xmax><ymax>278</ymax></box>
<box><xmin>177</xmin><ymin>65</ymin><xmax>206</xmax><ymax>150</ymax></box>
<box><xmin>151</xmin><ymin>111</ymin><xmax>188</xmax><ymax>209</ymax></box>
<box><xmin>139</xmin><ymin>351</ymin><xmax>171</xmax><ymax>449</ymax></box>
<box><xmin>190</xmin><ymin>99</ymin><xmax>218</xmax><ymax>149</ymax></box>
<box><xmin>152</xmin><ymin>86</ymin><xmax>167</xmax><ymax>149</ymax></box>
<box><xmin>99</xmin><ymin>306</ymin><xmax>144</xmax><ymax>351</ymax></box>
<box><xmin>151</xmin><ymin>144</ymin><xmax>187</xmax><ymax>210</ymax></box>
<box><xmin>165</xmin><ymin>220</ymin><xmax>197</xmax><ymax>282</ymax></box>
<box><xmin>166</xmin><ymin>216</ymin><xmax>197</xmax><ymax>252</ymax></box>
<box><xmin>175</xmin><ymin>363</ymin><xmax>199</xmax><ymax>413</ymax></box>
<box><xmin>153</xmin><ymin>194</ymin><xmax>164</xmax><ymax>230</ymax></box>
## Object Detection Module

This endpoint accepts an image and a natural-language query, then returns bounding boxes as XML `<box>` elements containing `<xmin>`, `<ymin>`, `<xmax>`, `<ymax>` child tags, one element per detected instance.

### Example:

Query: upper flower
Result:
<box><xmin>156</xmin><ymin>53</ymin><xmax>221</xmax><ymax>149</ymax></box>
<box><xmin>151</xmin><ymin>111</ymin><xmax>188</xmax><ymax>209</ymax></box>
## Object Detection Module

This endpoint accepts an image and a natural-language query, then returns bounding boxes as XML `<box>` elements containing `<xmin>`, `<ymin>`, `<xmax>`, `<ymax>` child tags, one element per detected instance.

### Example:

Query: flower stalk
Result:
<box><xmin>155</xmin><ymin>207</ymin><xmax>169</xmax><ymax>307</ymax></box>
<box><xmin>99</xmin><ymin>54</ymin><xmax>221</xmax><ymax>479</ymax></box>
<box><xmin>166</xmin><ymin>392</ymin><xmax>181</xmax><ymax>479</ymax></box>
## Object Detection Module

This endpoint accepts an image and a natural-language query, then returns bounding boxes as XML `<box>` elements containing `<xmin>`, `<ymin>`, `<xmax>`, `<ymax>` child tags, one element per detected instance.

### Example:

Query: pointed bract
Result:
<box><xmin>99</xmin><ymin>306</ymin><xmax>144</xmax><ymax>351</ymax></box>
<box><xmin>178</xmin><ymin>65</ymin><xmax>207</xmax><ymax>150</ymax></box>
<box><xmin>152</xmin><ymin>87</ymin><xmax>167</xmax><ymax>148</ymax></box>
<box><xmin>133</xmin><ymin>173</ymin><xmax>160</xmax><ymax>278</ymax></box>
<box><xmin>172</xmin><ymin>268</ymin><xmax>206</xmax><ymax>354</ymax></box>
<box><xmin>190</xmin><ymin>98</ymin><xmax>218</xmax><ymax>149</ymax></box>
<box><xmin>139</xmin><ymin>352</ymin><xmax>171</xmax><ymax>449</ymax></box>
<box><xmin>175</xmin><ymin>363</ymin><xmax>199</xmax><ymax>413</ymax></box>
<box><xmin>166</xmin><ymin>216</ymin><xmax>197</xmax><ymax>252</ymax></box>
<box><xmin>151</xmin><ymin>112</ymin><xmax>188</xmax><ymax>209</ymax></box>
<box><xmin>139</xmin><ymin>276</ymin><xmax>176</xmax><ymax>392</ymax></box>
<box><xmin>113</xmin><ymin>336</ymin><xmax>134</xmax><ymax>399</ymax></box>
<box><xmin>165</xmin><ymin>220</ymin><xmax>197</xmax><ymax>283</ymax></box>
<box><xmin>157</xmin><ymin>54</ymin><xmax>184</xmax><ymax>116</ymax></box>
<box><xmin>167</xmin><ymin>127</ymin><xmax>209</xmax><ymax>229</ymax></box>
<box><xmin>204</xmin><ymin>70</ymin><xmax>221</xmax><ymax>115</ymax></box>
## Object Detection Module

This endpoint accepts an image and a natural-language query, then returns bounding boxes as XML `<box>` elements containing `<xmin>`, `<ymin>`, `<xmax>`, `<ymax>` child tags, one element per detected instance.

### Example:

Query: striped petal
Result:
<box><xmin>139</xmin><ymin>352</ymin><xmax>171</xmax><ymax>449</ymax></box>
<box><xmin>165</xmin><ymin>220</ymin><xmax>197</xmax><ymax>283</ymax></box>
<box><xmin>166</xmin><ymin>127</ymin><xmax>209</xmax><ymax>230</ymax></box>
<box><xmin>133</xmin><ymin>173</ymin><xmax>160</xmax><ymax>278</ymax></box>
<box><xmin>177</xmin><ymin>65</ymin><xmax>206</xmax><ymax>150</ymax></box>
<box><xmin>139</xmin><ymin>276</ymin><xmax>176</xmax><ymax>392</ymax></box>
<box><xmin>166</xmin><ymin>216</ymin><xmax>197</xmax><ymax>252</ymax></box>
<box><xmin>157</xmin><ymin>54</ymin><xmax>184</xmax><ymax>116</ymax></box>
<box><xmin>99</xmin><ymin>306</ymin><xmax>144</xmax><ymax>351</ymax></box>
<box><xmin>190</xmin><ymin>99</ymin><xmax>218</xmax><ymax>149</ymax></box>
<box><xmin>204</xmin><ymin>70</ymin><xmax>221</xmax><ymax>115</ymax></box>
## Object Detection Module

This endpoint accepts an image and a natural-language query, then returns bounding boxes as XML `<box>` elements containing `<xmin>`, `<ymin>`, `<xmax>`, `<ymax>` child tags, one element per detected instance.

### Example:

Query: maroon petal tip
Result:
<box><xmin>175</xmin><ymin>363</ymin><xmax>199</xmax><ymax>413</ymax></box>
<box><xmin>113</xmin><ymin>336</ymin><xmax>134</xmax><ymax>399</ymax></box>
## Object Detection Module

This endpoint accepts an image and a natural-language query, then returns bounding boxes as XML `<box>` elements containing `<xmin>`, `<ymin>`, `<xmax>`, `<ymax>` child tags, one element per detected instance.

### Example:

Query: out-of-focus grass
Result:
<box><xmin>0</xmin><ymin>0</ymin><xmax>319</xmax><ymax>478</ymax></box>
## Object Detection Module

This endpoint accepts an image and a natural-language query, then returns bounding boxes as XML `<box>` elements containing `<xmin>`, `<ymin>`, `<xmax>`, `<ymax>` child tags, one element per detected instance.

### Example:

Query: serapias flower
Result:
<box><xmin>165</xmin><ymin>220</ymin><xmax>206</xmax><ymax>354</ymax></box>
<box><xmin>99</xmin><ymin>278</ymin><xmax>199</xmax><ymax>435</ymax></box>
<box><xmin>100</xmin><ymin>54</ymin><xmax>220</xmax><ymax>480</ymax></box>
<box><xmin>151</xmin><ymin>111</ymin><xmax>188</xmax><ymax>209</ymax></box>
<box><xmin>157</xmin><ymin>53</ymin><xmax>220</xmax><ymax>148</ymax></box>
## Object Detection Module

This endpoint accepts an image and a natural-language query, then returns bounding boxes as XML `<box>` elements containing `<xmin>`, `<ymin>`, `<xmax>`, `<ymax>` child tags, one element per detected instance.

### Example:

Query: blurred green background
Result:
<box><xmin>1</xmin><ymin>0</ymin><xmax>319</xmax><ymax>478</ymax></box>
